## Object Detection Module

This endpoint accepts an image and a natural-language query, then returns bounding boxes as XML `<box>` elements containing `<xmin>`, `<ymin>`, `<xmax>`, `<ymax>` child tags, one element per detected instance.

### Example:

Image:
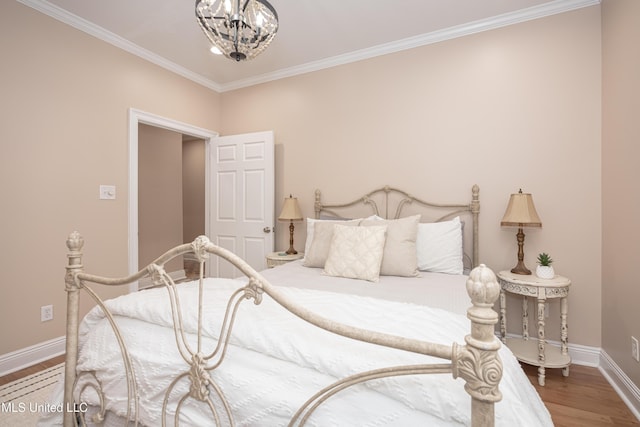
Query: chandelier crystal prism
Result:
<box><xmin>195</xmin><ymin>0</ymin><xmax>279</xmax><ymax>62</ymax></box>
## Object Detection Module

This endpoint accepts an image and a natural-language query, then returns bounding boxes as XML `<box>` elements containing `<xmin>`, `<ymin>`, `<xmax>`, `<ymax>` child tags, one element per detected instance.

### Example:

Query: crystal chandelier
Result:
<box><xmin>195</xmin><ymin>0</ymin><xmax>279</xmax><ymax>62</ymax></box>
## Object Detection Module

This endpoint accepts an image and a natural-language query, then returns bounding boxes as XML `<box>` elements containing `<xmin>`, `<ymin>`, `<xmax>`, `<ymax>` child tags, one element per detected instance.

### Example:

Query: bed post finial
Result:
<box><xmin>454</xmin><ymin>263</ymin><xmax>502</xmax><ymax>427</ymax></box>
<box><xmin>66</xmin><ymin>231</ymin><xmax>84</xmax><ymax>260</ymax></box>
<box><xmin>471</xmin><ymin>185</ymin><xmax>480</xmax><ymax>267</ymax></box>
<box><xmin>63</xmin><ymin>231</ymin><xmax>85</xmax><ymax>427</ymax></box>
<box><xmin>314</xmin><ymin>189</ymin><xmax>322</xmax><ymax>219</ymax></box>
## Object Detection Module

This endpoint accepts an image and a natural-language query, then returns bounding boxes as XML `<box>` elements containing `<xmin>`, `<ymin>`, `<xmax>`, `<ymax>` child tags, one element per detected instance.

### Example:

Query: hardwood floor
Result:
<box><xmin>1</xmin><ymin>356</ymin><xmax>638</xmax><ymax>425</ymax></box>
<box><xmin>521</xmin><ymin>364</ymin><xmax>639</xmax><ymax>426</ymax></box>
<box><xmin>0</xmin><ymin>354</ymin><xmax>65</xmax><ymax>387</ymax></box>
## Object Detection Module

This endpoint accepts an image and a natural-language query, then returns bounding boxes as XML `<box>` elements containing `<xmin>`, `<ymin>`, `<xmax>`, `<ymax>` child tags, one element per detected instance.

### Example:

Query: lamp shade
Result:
<box><xmin>278</xmin><ymin>196</ymin><xmax>303</xmax><ymax>221</ymax></box>
<box><xmin>500</xmin><ymin>191</ymin><xmax>542</xmax><ymax>227</ymax></box>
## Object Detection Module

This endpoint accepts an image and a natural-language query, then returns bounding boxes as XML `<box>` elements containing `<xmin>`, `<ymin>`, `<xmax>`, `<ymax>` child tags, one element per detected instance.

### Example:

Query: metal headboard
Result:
<box><xmin>314</xmin><ymin>185</ymin><xmax>480</xmax><ymax>268</ymax></box>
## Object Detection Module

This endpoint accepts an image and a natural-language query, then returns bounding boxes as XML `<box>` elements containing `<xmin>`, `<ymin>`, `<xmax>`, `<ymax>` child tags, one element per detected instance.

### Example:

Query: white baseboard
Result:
<box><xmin>564</xmin><ymin>340</ymin><xmax>602</xmax><ymax>367</ymax></box>
<box><xmin>502</xmin><ymin>332</ymin><xmax>601</xmax><ymax>366</ymax></box>
<box><xmin>599</xmin><ymin>350</ymin><xmax>640</xmax><ymax>421</ymax></box>
<box><xmin>0</xmin><ymin>336</ymin><xmax>65</xmax><ymax>377</ymax></box>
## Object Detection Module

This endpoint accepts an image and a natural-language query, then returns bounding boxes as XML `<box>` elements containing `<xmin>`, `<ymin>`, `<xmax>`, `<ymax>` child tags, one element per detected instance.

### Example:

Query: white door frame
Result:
<box><xmin>128</xmin><ymin>108</ymin><xmax>218</xmax><ymax>291</ymax></box>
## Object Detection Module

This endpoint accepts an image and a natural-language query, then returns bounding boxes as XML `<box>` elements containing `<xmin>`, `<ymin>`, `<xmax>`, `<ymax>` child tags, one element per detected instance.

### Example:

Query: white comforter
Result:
<box><xmin>41</xmin><ymin>278</ymin><xmax>552</xmax><ymax>426</ymax></box>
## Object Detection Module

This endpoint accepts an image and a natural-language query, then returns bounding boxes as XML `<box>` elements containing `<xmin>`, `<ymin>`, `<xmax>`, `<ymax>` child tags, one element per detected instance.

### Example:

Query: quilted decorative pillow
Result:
<box><xmin>323</xmin><ymin>224</ymin><xmax>387</xmax><ymax>282</ymax></box>
<box><xmin>304</xmin><ymin>221</ymin><xmax>359</xmax><ymax>268</ymax></box>
<box><xmin>304</xmin><ymin>217</ymin><xmax>361</xmax><ymax>257</ymax></box>
<box><xmin>416</xmin><ymin>216</ymin><xmax>463</xmax><ymax>274</ymax></box>
<box><xmin>360</xmin><ymin>215</ymin><xmax>420</xmax><ymax>277</ymax></box>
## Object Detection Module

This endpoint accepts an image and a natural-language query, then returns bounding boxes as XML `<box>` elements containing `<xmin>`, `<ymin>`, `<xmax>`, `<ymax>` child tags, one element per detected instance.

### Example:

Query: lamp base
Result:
<box><xmin>286</xmin><ymin>221</ymin><xmax>297</xmax><ymax>255</ymax></box>
<box><xmin>510</xmin><ymin>227</ymin><xmax>531</xmax><ymax>275</ymax></box>
<box><xmin>510</xmin><ymin>261</ymin><xmax>531</xmax><ymax>275</ymax></box>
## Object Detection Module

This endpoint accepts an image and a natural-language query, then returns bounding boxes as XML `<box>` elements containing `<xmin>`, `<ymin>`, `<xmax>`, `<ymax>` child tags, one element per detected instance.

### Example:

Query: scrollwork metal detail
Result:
<box><xmin>361</xmin><ymin>196</ymin><xmax>380</xmax><ymax>217</ymax></box>
<box><xmin>243</xmin><ymin>278</ymin><xmax>264</xmax><ymax>305</ymax></box>
<box><xmin>147</xmin><ymin>263</ymin><xmax>167</xmax><ymax>287</ymax></box>
<box><xmin>64</xmin><ymin>271</ymin><xmax>81</xmax><ymax>292</ymax></box>
<box><xmin>453</xmin><ymin>343</ymin><xmax>503</xmax><ymax>402</ymax></box>
<box><xmin>188</xmin><ymin>353</ymin><xmax>212</xmax><ymax>402</ymax></box>
<box><xmin>191</xmin><ymin>235</ymin><xmax>211</xmax><ymax>263</ymax></box>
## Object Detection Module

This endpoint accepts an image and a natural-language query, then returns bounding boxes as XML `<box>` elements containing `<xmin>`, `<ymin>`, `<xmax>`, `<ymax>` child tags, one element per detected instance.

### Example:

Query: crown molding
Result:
<box><xmin>18</xmin><ymin>0</ymin><xmax>599</xmax><ymax>94</ymax></box>
<box><xmin>219</xmin><ymin>0</ymin><xmax>600</xmax><ymax>92</ymax></box>
<box><xmin>16</xmin><ymin>0</ymin><xmax>224</xmax><ymax>93</ymax></box>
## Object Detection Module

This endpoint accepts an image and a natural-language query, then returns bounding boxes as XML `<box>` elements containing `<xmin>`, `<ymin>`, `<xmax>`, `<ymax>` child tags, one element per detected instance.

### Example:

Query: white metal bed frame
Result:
<box><xmin>62</xmin><ymin>184</ymin><xmax>501</xmax><ymax>426</ymax></box>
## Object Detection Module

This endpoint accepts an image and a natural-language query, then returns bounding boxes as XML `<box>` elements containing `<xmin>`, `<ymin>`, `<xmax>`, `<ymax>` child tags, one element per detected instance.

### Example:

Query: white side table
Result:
<box><xmin>497</xmin><ymin>270</ymin><xmax>571</xmax><ymax>386</ymax></box>
<box><xmin>266</xmin><ymin>251</ymin><xmax>304</xmax><ymax>268</ymax></box>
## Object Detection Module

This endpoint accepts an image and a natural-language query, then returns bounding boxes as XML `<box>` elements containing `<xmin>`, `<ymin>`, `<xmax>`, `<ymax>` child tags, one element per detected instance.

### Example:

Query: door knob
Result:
<box><xmin>263</xmin><ymin>227</ymin><xmax>272</xmax><ymax>233</ymax></box>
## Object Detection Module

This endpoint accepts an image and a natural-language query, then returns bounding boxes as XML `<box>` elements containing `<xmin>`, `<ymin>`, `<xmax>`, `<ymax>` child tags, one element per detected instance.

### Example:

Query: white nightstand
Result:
<box><xmin>497</xmin><ymin>270</ymin><xmax>571</xmax><ymax>386</ymax></box>
<box><xmin>266</xmin><ymin>251</ymin><xmax>304</xmax><ymax>268</ymax></box>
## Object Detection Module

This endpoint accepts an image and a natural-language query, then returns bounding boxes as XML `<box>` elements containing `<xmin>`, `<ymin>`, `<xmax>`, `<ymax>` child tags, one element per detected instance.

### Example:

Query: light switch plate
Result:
<box><xmin>99</xmin><ymin>185</ymin><xmax>116</xmax><ymax>200</ymax></box>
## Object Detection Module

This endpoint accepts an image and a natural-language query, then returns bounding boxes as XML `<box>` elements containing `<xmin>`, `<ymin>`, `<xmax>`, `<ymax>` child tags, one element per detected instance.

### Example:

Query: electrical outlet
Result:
<box><xmin>632</xmin><ymin>336</ymin><xmax>639</xmax><ymax>363</ymax></box>
<box><xmin>41</xmin><ymin>305</ymin><xmax>53</xmax><ymax>322</ymax></box>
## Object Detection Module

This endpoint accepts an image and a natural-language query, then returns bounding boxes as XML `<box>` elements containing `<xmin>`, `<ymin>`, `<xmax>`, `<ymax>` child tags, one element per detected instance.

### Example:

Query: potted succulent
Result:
<box><xmin>536</xmin><ymin>253</ymin><xmax>555</xmax><ymax>279</ymax></box>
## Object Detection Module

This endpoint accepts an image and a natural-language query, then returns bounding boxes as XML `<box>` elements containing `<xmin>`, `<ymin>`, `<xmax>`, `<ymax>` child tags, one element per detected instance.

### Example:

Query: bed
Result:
<box><xmin>42</xmin><ymin>185</ymin><xmax>553</xmax><ymax>426</ymax></box>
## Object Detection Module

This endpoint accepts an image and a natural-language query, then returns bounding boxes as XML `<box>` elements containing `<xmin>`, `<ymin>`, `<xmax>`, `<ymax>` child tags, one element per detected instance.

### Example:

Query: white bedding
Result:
<box><xmin>40</xmin><ymin>269</ymin><xmax>552</xmax><ymax>426</ymax></box>
<box><xmin>261</xmin><ymin>260</ymin><xmax>473</xmax><ymax>316</ymax></box>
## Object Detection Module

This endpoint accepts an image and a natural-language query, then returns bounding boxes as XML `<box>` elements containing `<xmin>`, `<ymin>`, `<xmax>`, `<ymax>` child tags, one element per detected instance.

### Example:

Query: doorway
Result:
<box><xmin>128</xmin><ymin>109</ymin><xmax>218</xmax><ymax>291</ymax></box>
<box><xmin>138</xmin><ymin>125</ymin><xmax>206</xmax><ymax>278</ymax></box>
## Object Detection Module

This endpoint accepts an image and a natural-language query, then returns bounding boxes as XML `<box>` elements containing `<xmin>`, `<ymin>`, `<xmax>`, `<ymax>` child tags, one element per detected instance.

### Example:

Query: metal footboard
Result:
<box><xmin>63</xmin><ymin>232</ymin><xmax>501</xmax><ymax>427</ymax></box>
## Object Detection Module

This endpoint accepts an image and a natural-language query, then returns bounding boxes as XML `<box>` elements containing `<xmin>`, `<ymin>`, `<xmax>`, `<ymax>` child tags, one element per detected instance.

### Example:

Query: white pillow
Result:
<box><xmin>304</xmin><ymin>221</ymin><xmax>359</xmax><ymax>267</ymax></box>
<box><xmin>360</xmin><ymin>215</ymin><xmax>420</xmax><ymax>277</ymax></box>
<box><xmin>304</xmin><ymin>217</ymin><xmax>361</xmax><ymax>256</ymax></box>
<box><xmin>323</xmin><ymin>224</ymin><xmax>387</xmax><ymax>282</ymax></box>
<box><xmin>416</xmin><ymin>216</ymin><xmax>463</xmax><ymax>275</ymax></box>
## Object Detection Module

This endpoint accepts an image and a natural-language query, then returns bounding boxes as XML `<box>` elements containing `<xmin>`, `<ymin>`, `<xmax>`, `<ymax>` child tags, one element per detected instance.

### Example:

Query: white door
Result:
<box><xmin>209</xmin><ymin>131</ymin><xmax>275</xmax><ymax>277</ymax></box>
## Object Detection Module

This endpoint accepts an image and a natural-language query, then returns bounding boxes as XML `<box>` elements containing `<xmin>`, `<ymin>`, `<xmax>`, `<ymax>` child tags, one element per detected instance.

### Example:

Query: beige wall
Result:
<box><xmin>602</xmin><ymin>0</ymin><xmax>640</xmax><ymax>387</ymax></box>
<box><xmin>139</xmin><ymin>127</ymin><xmax>206</xmax><ymax>276</ymax></box>
<box><xmin>0</xmin><ymin>2</ymin><xmax>221</xmax><ymax>354</ymax></box>
<box><xmin>182</xmin><ymin>138</ymin><xmax>206</xmax><ymax>243</ymax></box>
<box><xmin>138</xmin><ymin>124</ymin><xmax>184</xmax><ymax>272</ymax></box>
<box><xmin>221</xmin><ymin>6</ymin><xmax>603</xmax><ymax>347</ymax></box>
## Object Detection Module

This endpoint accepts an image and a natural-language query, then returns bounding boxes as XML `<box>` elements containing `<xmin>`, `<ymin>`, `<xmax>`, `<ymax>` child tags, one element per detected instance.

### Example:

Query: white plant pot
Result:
<box><xmin>536</xmin><ymin>265</ymin><xmax>555</xmax><ymax>279</ymax></box>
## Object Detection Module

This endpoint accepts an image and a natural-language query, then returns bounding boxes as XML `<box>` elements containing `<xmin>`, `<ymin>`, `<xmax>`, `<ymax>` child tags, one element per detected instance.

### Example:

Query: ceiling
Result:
<box><xmin>21</xmin><ymin>0</ymin><xmax>597</xmax><ymax>92</ymax></box>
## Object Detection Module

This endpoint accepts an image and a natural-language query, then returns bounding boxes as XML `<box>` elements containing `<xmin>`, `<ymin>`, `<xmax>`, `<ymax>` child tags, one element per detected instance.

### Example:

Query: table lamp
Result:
<box><xmin>278</xmin><ymin>195</ymin><xmax>303</xmax><ymax>255</ymax></box>
<box><xmin>500</xmin><ymin>189</ymin><xmax>542</xmax><ymax>275</ymax></box>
